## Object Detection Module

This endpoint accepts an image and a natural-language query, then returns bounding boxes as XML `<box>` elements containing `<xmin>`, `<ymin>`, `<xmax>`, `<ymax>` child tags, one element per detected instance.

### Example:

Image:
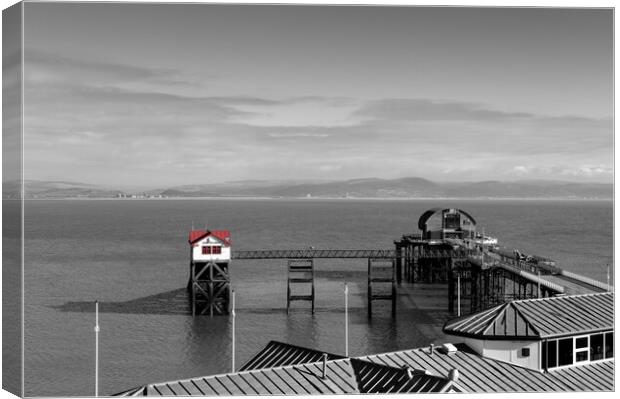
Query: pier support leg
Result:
<box><xmin>287</xmin><ymin>259</ymin><xmax>315</xmax><ymax>313</ymax></box>
<box><xmin>367</xmin><ymin>258</ymin><xmax>372</xmax><ymax>318</ymax></box>
<box><xmin>189</xmin><ymin>261</ymin><xmax>231</xmax><ymax>316</ymax></box>
<box><xmin>392</xmin><ymin>259</ymin><xmax>397</xmax><ymax>318</ymax></box>
<box><xmin>448</xmin><ymin>270</ymin><xmax>455</xmax><ymax>313</ymax></box>
<box><xmin>395</xmin><ymin>244</ymin><xmax>403</xmax><ymax>285</ymax></box>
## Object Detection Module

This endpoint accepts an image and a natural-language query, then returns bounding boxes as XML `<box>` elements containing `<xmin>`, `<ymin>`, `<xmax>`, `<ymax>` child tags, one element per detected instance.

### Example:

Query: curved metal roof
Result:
<box><xmin>417</xmin><ymin>208</ymin><xmax>477</xmax><ymax>231</ymax></box>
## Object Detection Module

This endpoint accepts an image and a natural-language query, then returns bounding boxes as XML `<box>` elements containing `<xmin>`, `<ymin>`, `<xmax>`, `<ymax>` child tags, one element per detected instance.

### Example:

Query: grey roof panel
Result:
<box><xmin>239</xmin><ymin>340</ymin><xmax>344</xmax><ymax>371</ymax></box>
<box><xmin>444</xmin><ymin>292</ymin><xmax>613</xmax><ymax>339</ymax></box>
<box><xmin>362</xmin><ymin>343</ymin><xmax>614</xmax><ymax>392</ymax></box>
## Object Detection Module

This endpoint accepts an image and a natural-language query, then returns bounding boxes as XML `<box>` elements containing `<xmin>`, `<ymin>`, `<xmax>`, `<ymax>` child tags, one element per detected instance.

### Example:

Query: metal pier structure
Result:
<box><xmin>286</xmin><ymin>259</ymin><xmax>315</xmax><ymax>313</ymax></box>
<box><xmin>189</xmin><ymin>208</ymin><xmax>610</xmax><ymax>317</ymax></box>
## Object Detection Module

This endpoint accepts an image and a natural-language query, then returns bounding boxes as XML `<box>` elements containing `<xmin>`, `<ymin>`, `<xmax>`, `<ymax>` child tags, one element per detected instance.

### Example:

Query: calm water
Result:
<box><xmin>21</xmin><ymin>199</ymin><xmax>612</xmax><ymax>396</ymax></box>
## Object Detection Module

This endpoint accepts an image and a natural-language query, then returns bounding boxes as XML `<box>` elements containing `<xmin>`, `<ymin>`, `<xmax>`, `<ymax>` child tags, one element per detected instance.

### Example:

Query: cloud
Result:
<box><xmin>21</xmin><ymin>53</ymin><xmax>612</xmax><ymax>186</ymax></box>
<box><xmin>25</xmin><ymin>50</ymin><xmax>194</xmax><ymax>89</ymax></box>
<box><xmin>354</xmin><ymin>98</ymin><xmax>533</xmax><ymax>122</ymax></box>
<box><xmin>231</xmin><ymin>97</ymin><xmax>363</xmax><ymax>127</ymax></box>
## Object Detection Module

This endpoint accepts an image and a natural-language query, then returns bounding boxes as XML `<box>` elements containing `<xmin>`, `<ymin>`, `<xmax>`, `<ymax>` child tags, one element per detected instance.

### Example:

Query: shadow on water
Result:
<box><xmin>53</xmin><ymin>288</ymin><xmax>191</xmax><ymax>315</ymax></box>
<box><xmin>52</xmin><ymin>288</ymin><xmax>369</xmax><ymax>316</ymax></box>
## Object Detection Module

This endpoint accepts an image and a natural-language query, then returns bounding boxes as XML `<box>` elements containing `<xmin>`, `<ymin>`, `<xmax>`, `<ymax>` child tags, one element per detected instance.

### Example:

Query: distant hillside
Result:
<box><xmin>157</xmin><ymin>177</ymin><xmax>612</xmax><ymax>200</ymax></box>
<box><xmin>3</xmin><ymin>178</ymin><xmax>612</xmax><ymax>199</ymax></box>
<box><xmin>3</xmin><ymin>180</ymin><xmax>125</xmax><ymax>199</ymax></box>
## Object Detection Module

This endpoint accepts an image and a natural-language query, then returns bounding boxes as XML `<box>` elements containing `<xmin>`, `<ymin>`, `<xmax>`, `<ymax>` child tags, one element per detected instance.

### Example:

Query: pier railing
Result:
<box><xmin>232</xmin><ymin>249</ymin><xmax>396</xmax><ymax>259</ymax></box>
<box><xmin>560</xmin><ymin>269</ymin><xmax>611</xmax><ymax>292</ymax></box>
<box><xmin>232</xmin><ymin>248</ymin><xmax>470</xmax><ymax>260</ymax></box>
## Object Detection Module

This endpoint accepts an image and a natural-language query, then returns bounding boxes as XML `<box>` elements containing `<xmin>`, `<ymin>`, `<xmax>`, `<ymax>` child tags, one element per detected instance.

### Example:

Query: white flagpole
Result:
<box><xmin>457</xmin><ymin>276</ymin><xmax>461</xmax><ymax>317</ymax></box>
<box><xmin>94</xmin><ymin>300</ymin><xmax>99</xmax><ymax>397</ymax></box>
<box><xmin>607</xmin><ymin>264</ymin><xmax>610</xmax><ymax>291</ymax></box>
<box><xmin>344</xmin><ymin>283</ymin><xmax>349</xmax><ymax>357</ymax></box>
<box><xmin>231</xmin><ymin>290</ymin><xmax>236</xmax><ymax>373</ymax></box>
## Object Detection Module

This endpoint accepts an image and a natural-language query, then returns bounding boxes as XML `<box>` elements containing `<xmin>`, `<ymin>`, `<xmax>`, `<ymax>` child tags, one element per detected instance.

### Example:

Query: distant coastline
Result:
<box><xmin>21</xmin><ymin>196</ymin><xmax>613</xmax><ymax>201</ymax></box>
<box><xmin>6</xmin><ymin>177</ymin><xmax>613</xmax><ymax>201</ymax></box>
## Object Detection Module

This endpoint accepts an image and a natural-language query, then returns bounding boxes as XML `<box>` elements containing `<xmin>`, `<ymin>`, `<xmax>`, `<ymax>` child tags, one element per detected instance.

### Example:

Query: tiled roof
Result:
<box><xmin>361</xmin><ymin>343</ymin><xmax>614</xmax><ymax>392</ymax></box>
<box><xmin>239</xmin><ymin>340</ymin><xmax>344</xmax><ymax>371</ymax></box>
<box><xmin>118</xmin><ymin>358</ymin><xmax>455</xmax><ymax>396</ymax></box>
<box><xmin>444</xmin><ymin>292</ymin><xmax>613</xmax><ymax>339</ymax></box>
<box><xmin>188</xmin><ymin>230</ymin><xmax>231</xmax><ymax>246</ymax></box>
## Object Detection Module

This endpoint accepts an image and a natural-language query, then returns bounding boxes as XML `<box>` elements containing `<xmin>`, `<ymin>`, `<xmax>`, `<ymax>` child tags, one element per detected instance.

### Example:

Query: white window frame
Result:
<box><xmin>543</xmin><ymin>331</ymin><xmax>614</xmax><ymax>371</ymax></box>
<box><xmin>573</xmin><ymin>334</ymin><xmax>589</xmax><ymax>364</ymax></box>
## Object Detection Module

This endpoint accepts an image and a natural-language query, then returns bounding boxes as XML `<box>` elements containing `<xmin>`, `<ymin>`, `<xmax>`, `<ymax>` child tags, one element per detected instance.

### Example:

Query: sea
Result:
<box><xmin>15</xmin><ymin>198</ymin><xmax>613</xmax><ymax>396</ymax></box>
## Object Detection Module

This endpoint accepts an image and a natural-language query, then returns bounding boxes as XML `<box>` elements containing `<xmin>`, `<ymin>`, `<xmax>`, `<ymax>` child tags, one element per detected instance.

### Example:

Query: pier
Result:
<box><xmin>188</xmin><ymin>208</ymin><xmax>610</xmax><ymax>317</ymax></box>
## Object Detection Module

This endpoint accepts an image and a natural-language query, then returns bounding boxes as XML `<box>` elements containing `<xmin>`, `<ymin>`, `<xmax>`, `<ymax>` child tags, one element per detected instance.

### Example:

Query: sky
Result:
<box><xmin>20</xmin><ymin>2</ymin><xmax>613</xmax><ymax>189</ymax></box>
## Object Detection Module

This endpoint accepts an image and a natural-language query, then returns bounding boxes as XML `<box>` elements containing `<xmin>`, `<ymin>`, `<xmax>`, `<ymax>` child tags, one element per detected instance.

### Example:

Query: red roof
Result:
<box><xmin>188</xmin><ymin>230</ymin><xmax>231</xmax><ymax>246</ymax></box>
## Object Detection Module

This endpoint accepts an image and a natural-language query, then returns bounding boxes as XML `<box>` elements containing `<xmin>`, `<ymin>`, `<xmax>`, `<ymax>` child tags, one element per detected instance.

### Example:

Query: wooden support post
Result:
<box><xmin>190</xmin><ymin>263</ymin><xmax>196</xmax><ymax>317</ymax></box>
<box><xmin>190</xmin><ymin>261</ymin><xmax>231</xmax><ymax>317</ymax></box>
<box><xmin>391</xmin><ymin>258</ymin><xmax>397</xmax><ymax>318</ymax></box>
<box><xmin>210</xmin><ymin>263</ymin><xmax>214</xmax><ymax>317</ymax></box>
<box><xmin>367</xmin><ymin>258</ymin><xmax>396</xmax><ymax>318</ymax></box>
<box><xmin>395</xmin><ymin>243</ymin><xmax>402</xmax><ymax>285</ymax></box>
<box><xmin>457</xmin><ymin>275</ymin><xmax>461</xmax><ymax>317</ymax></box>
<box><xmin>367</xmin><ymin>258</ymin><xmax>372</xmax><ymax>318</ymax></box>
<box><xmin>287</xmin><ymin>259</ymin><xmax>315</xmax><ymax>313</ymax></box>
<box><xmin>448</xmin><ymin>269</ymin><xmax>455</xmax><ymax>313</ymax></box>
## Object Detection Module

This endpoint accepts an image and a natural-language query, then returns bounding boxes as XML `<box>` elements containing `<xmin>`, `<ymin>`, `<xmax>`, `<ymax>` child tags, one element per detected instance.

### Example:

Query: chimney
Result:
<box><xmin>448</xmin><ymin>368</ymin><xmax>459</xmax><ymax>382</ymax></box>
<box><xmin>429</xmin><ymin>343</ymin><xmax>435</xmax><ymax>356</ymax></box>
<box><xmin>322</xmin><ymin>353</ymin><xmax>328</xmax><ymax>379</ymax></box>
<box><xmin>402</xmin><ymin>366</ymin><xmax>414</xmax><ymax>379</ymax></box>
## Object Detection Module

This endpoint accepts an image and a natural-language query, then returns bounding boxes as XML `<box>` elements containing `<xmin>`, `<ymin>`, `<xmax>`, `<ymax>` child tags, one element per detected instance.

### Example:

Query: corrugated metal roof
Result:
<box><xmin>349</xmin><ymin>358</ymin><xmax>453</xmax><ymax>393</ymax></box>
<box><xmin>118</xmin><ymin>357</ymin><xmax>456</xmax><ymax>395</ymax></box>
<box><xmin>117</xmin><ymin>338</ymin><xmax>612</xmax><ymax>395</ymax></box>
<box><xmin>361</xmin><ymin>343</ymin><xmax>614</xmax><ymax>392</ymax></box>
<box><xmin>444</xmin><ymin>292</ymin><xmax>613</xmax><ymax>339</ymax></box>
<box><xmin>239</xmin><ymin>340</ymin><xmax>344</xmax><ymax>371</ymax></box>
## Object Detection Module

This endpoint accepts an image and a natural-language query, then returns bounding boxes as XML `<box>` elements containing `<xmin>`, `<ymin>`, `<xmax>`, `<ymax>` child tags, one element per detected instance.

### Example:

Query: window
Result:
<box><xmin>590</xmin><ymin>334</ymin><xmax>604</xmax><ymax>361</ymax></box>
<box><xmin>574</xmin><ymin>336</ymin><xmax>589</xmax><ymax>363</ymax></box>
<box><xmin>605</xmin><ymin>332</ymin><xmax>613</xmax><ymax>359</ymax></box>
<box><xmin>201</xmin><ymin>245</ymin><xmax>222</xmax><ymax>255</ymax></box>
<box><xmin>558</xmin><ymin>338</ymin><xmax>573</xmax><ymax>367</ymax></box>
<box><xmin>543</xmin><ymin>332</ymin><xmax>612</xmax><ymax>370</ymax></box>
<box><xmin>545</xmin><ymin>340</ymin><xmax>557</xmax><ymax>369</ymax></box>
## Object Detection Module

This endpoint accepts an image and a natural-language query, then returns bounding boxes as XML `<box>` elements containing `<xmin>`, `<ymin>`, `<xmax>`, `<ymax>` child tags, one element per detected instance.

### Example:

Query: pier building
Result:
<box><xmin>188</xmin><ymin>229</ymin><xmax>232</xmax><ymax>316</ymax></box>
<box><xmin>117</xmin><ymin>292</ymin><xmax>614</xmax><ymax>395</ymax></box>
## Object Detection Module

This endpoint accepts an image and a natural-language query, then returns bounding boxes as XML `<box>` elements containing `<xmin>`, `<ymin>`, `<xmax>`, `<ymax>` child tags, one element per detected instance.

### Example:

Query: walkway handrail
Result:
<box><xmin>560</xmin><ymin>269</ymin><xmax>610</xmax><ymax>291</ymax></box>
<box><xmin>495</xmin><ymin>262</ymin><xmax>565</xmax><ymax>294</ymax></box>
<box><xmin>232</xmin><ymin>247</ymin><xmax>469</xmax><ymax>260</ymax></box>
<box><xmin>232</xmin><ymin>249</ymin><xmax>397</xmax><ymax>259</ymax></box>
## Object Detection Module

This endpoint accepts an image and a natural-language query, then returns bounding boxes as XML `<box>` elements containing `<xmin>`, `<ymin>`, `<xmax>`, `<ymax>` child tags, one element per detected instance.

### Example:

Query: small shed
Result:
<box><xmin>188</xmin><ymin>229</ymin><xmax>231</xmax><ymax>263</ymax></box>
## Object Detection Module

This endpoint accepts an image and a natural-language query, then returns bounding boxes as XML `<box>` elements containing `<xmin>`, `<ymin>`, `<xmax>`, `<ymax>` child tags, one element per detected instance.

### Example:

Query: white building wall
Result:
<box><xmin>191</xmin><ymin>235</ymin><xmax>231</xmax><ymax>262</ymax></box>
<box><xmin>447</xmin><ymin>335</ymin><xmax>541</xmax><ymax>370</ymax></box>
<box><xmin>481</xmin><ymin>340</ymin><xmax>540</xmax><ymax>370</ymax></box>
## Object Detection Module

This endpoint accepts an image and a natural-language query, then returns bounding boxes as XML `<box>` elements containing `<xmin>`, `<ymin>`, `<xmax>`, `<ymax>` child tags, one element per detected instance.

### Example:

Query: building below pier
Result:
<box><xmin>117</xmin><ymin>292</ymin><xmax>614</xmax><ymax>395</ymax></box>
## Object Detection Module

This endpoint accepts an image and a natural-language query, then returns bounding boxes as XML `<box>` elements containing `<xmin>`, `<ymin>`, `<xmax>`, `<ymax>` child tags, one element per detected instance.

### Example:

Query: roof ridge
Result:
<box><xmin>480</xmin><ymin>302</ymin><xmax>511</xmax><ymax>336</ymax></box>
<box><xmin>510</xmin><ymin>291</ymin><xmax>612</xmax><ymax>305</ymax></box>
<box><xmin>146</xmin><ymin>357</ymin><xmax>355</xmax><ymax>388</ymax></box>
<box><xmin>510</xmin><ymin>302</ymin><xmax>541</xmax><ymax>336</ymax></box>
